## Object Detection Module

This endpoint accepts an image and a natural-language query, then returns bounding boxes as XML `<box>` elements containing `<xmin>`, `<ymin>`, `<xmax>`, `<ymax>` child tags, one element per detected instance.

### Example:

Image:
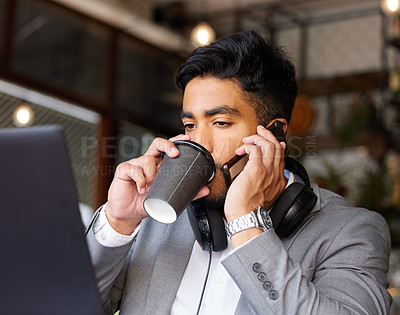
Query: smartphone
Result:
<box><xmin>222</xmin><ymin>121</ymin><xmax>286</xmax><ymax>186</ymax></box>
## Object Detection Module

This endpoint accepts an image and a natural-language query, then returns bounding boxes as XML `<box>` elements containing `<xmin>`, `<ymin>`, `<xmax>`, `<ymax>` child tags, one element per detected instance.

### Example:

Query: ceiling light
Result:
<box><xmin>381</xmin><ymin>0</ymin><xmax>400</xmax><ymax>15</ymax></box>
<box><xmin>13</xmin><ymin>103</ymin><xmax>34</xmax><ymax>127</ymax></box>
<box><xmin>190</xmin><ymin>22</ymin><xmax>216</xmax><ymax>47</ymax></box>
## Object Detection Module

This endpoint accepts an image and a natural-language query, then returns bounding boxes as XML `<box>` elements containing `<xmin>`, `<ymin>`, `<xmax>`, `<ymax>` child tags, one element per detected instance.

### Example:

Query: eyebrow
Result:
<box><xmin>180</xmin><ymin>105</ymin><xmax>241</xmax><ymax>119</ymax></box>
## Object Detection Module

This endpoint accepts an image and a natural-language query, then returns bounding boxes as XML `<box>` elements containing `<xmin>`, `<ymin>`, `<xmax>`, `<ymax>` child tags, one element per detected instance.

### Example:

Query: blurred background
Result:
<box><xmin>0</xmin><ymin>0</ymin><xmax>399</xmax><ymax>311</ymax></box>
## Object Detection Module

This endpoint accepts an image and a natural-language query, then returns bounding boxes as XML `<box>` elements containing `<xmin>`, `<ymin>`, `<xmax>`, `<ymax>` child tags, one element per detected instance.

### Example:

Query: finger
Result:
<box><xmin>169</xmin><ymin>134</ymin><xmax>191</xmax><ymax>142</ymax></box>
<box><xmin>240</xmin><ymin>143</ymin><xmax>263</xmax><ymax>164</ymax></box>
<box><xmin>243</xmin><ymin>127</ymin><xmax>280</xmax><ymax>149</ymax></box>
<box><xmin>144</xmin><ymin>137</ymin><xmax>180</xmax><ymax>158</ymax></box>
<box><xmin>259</xmin><ymin>126</ymin><xmax>286</xmax><ymax>167</ymax></box>
<box><xmin>241</xmin><ymin>142</ymin><xmax>284</xmax><ymax>190</ymax></box>
<box><xmin>257</xmin><ymin>125</ymin><xmax>282</xmax><ymax>145</ymax></box>
<box><xmin>277</xmin><ymin>141</ymin><xmax>287</xmax><ymax>169</ymax></box>
<box><xmin>257</xmin><ymin>125</ymin><xmax>287</xmax><ymax>159</ymax></box>
<box><xmin>236</xmin><ymin>125</ymin><xmax>283</xmax><ymax>156</ymax></box>
<box><xmin>242</xmin><ymin>135</ymin><xmax>277</xmax><ymax>162</ymax></box>
<box><xmin>115</xmin><ymin>163</ymin><xmax>148</xmax><ymax>194</ymax></box>
<box><xmin>126</xmin><ymin>155</ymin><xmax>158</xmax><ymax>185</ymax></box>
<box><xmin>235</xmin><ymin>144</ymin><xmax>247</xmax><ymax>156</ymax></box>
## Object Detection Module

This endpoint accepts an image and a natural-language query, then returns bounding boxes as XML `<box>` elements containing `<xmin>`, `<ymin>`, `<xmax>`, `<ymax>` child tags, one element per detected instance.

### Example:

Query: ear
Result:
<box><xmin>266</xmin><ymin>119</ymin><xmax>288</xmax><ymax>134</ymax></box>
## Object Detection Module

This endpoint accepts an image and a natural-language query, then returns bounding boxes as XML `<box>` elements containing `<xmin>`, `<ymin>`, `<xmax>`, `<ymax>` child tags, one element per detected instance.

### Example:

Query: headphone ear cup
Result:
<box><xmin>186</xmin><ymin>199</ymin><xmax>228</xmax><ymax>252</ymax></box>
<box><xmin>205</xmin><ymin>206</ymin><xmax>227</xmax><ymax>252</ymax></box>
<box><xmin>271</xmin><ymin>183</ymin><xmax>317</xmax><ymax>238</ymax></box>
<box><xmin>187</xmin><ymin>200</ymin><xmax>211</xmax><ymax>251</ymax></box>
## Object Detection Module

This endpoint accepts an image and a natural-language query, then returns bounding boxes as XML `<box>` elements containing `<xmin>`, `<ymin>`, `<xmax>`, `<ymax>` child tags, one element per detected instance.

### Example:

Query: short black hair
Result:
<box><xmin>176</xmin><ymin>30</ymin><xmax>297</xmax><ymax>124</ymax></box>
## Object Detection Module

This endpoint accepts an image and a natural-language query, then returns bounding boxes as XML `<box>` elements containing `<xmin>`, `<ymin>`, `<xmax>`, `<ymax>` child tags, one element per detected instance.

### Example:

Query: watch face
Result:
<box><xmin>259</xmin><ymin>207</ymin><xmax>273</xmax><ymax>229</ymax></box>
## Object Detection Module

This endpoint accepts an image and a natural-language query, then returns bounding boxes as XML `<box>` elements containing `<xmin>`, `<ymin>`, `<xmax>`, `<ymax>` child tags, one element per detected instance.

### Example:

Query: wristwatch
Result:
<box><xmin>225</xmin><ymin>206</ymin><xmax>273</xmax><ymax>238</ymax></box>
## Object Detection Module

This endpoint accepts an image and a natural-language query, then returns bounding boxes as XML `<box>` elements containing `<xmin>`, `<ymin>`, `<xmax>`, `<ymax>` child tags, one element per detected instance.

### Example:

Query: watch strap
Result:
<box><xmin>225</xmin><ymin>206</ymin><xmax>272</xmax><ymax>238</ymax></box>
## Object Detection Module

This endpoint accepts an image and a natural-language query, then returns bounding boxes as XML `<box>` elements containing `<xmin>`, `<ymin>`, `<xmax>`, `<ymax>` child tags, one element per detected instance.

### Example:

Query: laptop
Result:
<box><xmin>0</xmin><ymin>125</ymin><xmax>102</xmax><ymax>314</ymax></box>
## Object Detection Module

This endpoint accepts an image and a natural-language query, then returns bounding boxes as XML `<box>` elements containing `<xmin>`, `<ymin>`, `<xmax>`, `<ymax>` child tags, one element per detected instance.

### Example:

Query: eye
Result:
<box><xmin>214</xmin><ymin>121</ymin><xmax>232</xmax><ymax>127</ymax></box>
<box><xmin>183</xmin><ymin>123</ymin><xmax>196</xmax><ymax>131</ymax></box>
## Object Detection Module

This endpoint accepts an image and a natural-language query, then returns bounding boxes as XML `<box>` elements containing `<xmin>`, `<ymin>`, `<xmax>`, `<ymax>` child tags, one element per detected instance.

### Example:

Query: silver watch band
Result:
<box><xmin>225</xmin><ymin>210</ymin><xmax>261</xmax><ymax>238</ymax></box>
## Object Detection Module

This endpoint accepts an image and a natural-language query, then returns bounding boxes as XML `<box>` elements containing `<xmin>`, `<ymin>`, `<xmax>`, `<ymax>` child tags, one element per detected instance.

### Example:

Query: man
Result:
<box><xmin>87</xmin><ymin>30</ymin><xmax>392</xmax><ymax>314</ymax></box>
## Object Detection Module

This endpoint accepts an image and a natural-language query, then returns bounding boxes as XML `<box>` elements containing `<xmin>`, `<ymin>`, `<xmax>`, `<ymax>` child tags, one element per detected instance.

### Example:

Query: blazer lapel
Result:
<box><xmin>145</xmin><ymin>212</ymin><xmax>195</xmax><ymax>314</ymax></box>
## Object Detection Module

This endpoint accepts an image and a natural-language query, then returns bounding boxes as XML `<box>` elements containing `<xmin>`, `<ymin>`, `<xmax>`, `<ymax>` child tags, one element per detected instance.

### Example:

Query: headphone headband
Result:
<box><xmin>285</xmin><ymin>156</ymin><xmax>311</xmax><ymax>187</ymax></box>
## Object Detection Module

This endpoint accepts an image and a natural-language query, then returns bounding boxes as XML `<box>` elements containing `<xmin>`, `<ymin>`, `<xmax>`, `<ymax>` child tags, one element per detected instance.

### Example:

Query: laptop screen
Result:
<box><xmin>0</xmin><ymin>125</ymin><xmax>102</xmax><ymax>314</ymax></box>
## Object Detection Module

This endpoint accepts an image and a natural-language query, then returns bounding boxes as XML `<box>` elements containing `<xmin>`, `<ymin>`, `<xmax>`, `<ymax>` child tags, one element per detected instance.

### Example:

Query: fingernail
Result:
<box><xmin>170</xmin><ymin>147</ymin><xmax>179</xmax><ymax>154</ymax></box>
<box><xmin>258</xmin><ymin>125</ymin><xmax>266</xmax><ymax>129</ymax></box>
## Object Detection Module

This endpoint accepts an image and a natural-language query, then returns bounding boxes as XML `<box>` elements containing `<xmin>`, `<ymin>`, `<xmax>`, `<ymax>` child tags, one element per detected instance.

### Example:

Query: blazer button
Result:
<box><xmin>263</xmin><ymin>281</ymin><xmax>273</xmax><ymax>291</ymax></box>
<box><xmin>269</xmin><ymin>290</ymin><xmax>279</xmax><ymax>300</ymax></box>
<box><xmin>253</xmin><ymin>263</ymin><xmax>262</xmax><ymax>273</ymax></box>
<box><xmin>257</xmin><ymin>272</ymin><xmax>267</xmax><ymax>282</ymax></box>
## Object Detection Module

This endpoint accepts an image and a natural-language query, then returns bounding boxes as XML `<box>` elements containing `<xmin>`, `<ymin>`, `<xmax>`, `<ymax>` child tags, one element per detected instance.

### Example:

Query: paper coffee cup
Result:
<box><xmin>143</xmin><ymin>140</ymin><xmax>215</xmax><ymax>224</ymax></box>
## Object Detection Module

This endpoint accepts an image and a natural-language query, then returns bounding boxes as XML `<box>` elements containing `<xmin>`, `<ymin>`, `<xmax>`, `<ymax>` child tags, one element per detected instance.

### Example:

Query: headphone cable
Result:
<box><xmin>196</xmin><ymin>244</ymin><xmax>212</xmax><ymax>315</ymax></box>
<box><xmin>85</xmin><ymin>208</ymin><xmax>101</xmax><ymax>236</ymax></box>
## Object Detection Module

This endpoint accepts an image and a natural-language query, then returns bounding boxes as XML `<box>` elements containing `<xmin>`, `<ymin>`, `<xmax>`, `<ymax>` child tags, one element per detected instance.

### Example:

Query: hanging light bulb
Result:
<box><xmin>381</xmin><ymin>0</ymin><xmax>400</xmax><ymax>15</ymax></box>
<box><xmin>190</xmin><ymin>21</ymin><xmax>216</xmax><ymax>47</ymax></box>
<box><xmin>13</xmin><ymin>103</ymin><xmax>34</xmax><ymax>127</ymax></box>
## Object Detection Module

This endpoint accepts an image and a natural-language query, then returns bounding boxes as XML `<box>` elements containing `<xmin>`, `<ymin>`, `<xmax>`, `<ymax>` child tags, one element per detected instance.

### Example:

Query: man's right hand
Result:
<box><xmin>104</xmin><ymin>134</ymin><xmax>209</xmax><ymax>235</ymax></box>
<box><xmin>105</xmin><ymin>134</ymin><xmax>190</xmax><ymax>235</ymax></box>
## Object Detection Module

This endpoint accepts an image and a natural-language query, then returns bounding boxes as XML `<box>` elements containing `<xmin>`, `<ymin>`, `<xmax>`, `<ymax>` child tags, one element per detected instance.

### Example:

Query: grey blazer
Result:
<box><xmin>87</xmin><ymin>182</ymin><xmax>392</xmax><ymax>314</ymax></box>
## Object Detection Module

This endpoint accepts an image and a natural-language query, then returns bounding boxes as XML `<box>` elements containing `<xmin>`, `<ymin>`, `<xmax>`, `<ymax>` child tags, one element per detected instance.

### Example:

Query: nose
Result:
<box><xmin>191</xmin><ymin>126</ymin><xmax>213</xmax><ymax>154</ymax></box>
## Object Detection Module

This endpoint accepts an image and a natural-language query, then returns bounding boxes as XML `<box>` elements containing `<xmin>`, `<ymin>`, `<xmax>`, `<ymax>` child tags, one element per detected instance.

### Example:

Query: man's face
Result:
<box><xmin>181</xmin><ymin>76</ymin><xmax>259</xmax><ymax>202</ymax></box>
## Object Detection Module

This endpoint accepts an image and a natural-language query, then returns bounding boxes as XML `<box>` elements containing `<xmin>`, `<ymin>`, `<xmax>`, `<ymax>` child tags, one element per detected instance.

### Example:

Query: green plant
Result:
<box><xmin>356</xmin><ymin>165</ymin><xmax>388</xmax><ymax>212</ymax></box>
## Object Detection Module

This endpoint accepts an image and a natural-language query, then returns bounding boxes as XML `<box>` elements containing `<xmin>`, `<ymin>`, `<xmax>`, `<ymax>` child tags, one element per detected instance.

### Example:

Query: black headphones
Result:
<box><xmin>186</xmin><ymin>156</ymin><xmax>318</xmax><ymax>252</ymax></box>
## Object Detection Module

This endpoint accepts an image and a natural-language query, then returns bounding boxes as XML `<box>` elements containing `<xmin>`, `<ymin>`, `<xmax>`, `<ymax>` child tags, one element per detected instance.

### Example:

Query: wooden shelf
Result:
<box><xmin>298</xmin><ymin>71</ymin><xmax>387</xmax><ymax>97</ymax></box>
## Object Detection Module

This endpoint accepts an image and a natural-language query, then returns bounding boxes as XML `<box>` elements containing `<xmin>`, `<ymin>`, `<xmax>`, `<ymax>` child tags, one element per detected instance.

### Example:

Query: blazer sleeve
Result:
<box><xmin>222</xmin><ymin>209</ymin><xmax>392</xmax><ymax>315</ymax></box>
<box><xmin>86</xmin><ymin>215</ymin><xmax>134</xmax><ymax>314</ymax></box>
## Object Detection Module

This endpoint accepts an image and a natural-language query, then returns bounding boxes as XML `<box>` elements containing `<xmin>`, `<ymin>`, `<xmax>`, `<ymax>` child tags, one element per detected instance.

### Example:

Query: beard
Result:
<box><xmin>204</xmin><ymin>165</ymin><xmax>228</xmax><ymax>212</ymax></box>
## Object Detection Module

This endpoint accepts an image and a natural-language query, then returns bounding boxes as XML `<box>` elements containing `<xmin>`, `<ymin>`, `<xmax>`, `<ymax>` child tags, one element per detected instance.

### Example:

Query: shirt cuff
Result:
<box><xmin>92</xmin><ymin>206</ymin><xmax>141</xmax><ymax>247</ymax></box>
<box><xmin>227</xmin><ymin>231</ymin><xmax>263</xmax><ymax>256</ymax></box>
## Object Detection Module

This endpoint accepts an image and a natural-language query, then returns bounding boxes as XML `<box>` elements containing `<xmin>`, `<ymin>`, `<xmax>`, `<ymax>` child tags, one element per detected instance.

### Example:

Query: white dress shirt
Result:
<box><xmin>171</xmin><ymin>239</ymin><xmax>241</xmax><ymax>315</ymax></box>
